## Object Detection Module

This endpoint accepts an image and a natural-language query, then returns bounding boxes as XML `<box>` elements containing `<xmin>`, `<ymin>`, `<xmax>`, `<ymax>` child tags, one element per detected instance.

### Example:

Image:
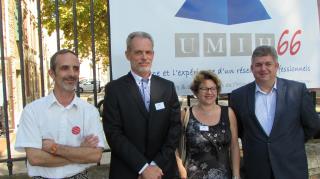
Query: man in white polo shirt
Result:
<box><xmin>15</xmin><ymin>49</ymin><xmax>105</xmax><ymax>179</ymax></box>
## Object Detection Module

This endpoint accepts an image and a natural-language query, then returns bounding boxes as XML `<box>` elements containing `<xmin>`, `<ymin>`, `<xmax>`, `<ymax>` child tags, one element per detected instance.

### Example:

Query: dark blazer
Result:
<box><xmin>102</xmin><ymin>72</ymin><xmax>181</xmax><ymax>179</ymax></box>
<box><xmin>230</xmin><ymin>78</ymin><xmax>320</xmax><ymax>179</ymax></box>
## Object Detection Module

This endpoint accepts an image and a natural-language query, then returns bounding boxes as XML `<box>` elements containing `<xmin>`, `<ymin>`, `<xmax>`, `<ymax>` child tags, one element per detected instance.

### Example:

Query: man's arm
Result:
<box><xmin>55</xmin><ymin>145</ymin><xmax>102</xmax><ymax>164</ymax></box>
<box><xmin>102</xmin><ymin>82</ymin><xmax>149</xmax><ymax>173</ymax></box>
<box><xmin>300</xmin><ymin>84</ymin><xmax>320</xmax><ymax>140</ymax></box>
<box><xmin>42</xmin><ymin>135</ymin><xmax>102</xmax><ymax>164</ymax></box>
<box><xmin>153</xmin><ymin>82</ymin><xmax>181</xmax><ymax>168</ymax></box>
<box><xmin>25</xmin><ymin>148</ymin><xmax>71</xmax><ymax>167</ymax></box>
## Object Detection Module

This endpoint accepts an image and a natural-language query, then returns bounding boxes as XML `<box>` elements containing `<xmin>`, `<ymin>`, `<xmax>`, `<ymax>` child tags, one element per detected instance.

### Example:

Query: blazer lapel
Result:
<box><xmin>149</xmin><ymin>76</ymin><xmax>161</xmax><ymax>113</ymax></box>
<box><xmin>247</xmin><ymin>82</ymin><xmax>256</xmax><ymax>118</ymax></box>
<box><xmin>125</xmin><ymin>73</ymin><xmax>149</xmax><ymax>118</ymax></box>
<box><xmin>248</xmin><ymin>82</ymin><xmax>269</xmax><ymax>137</ymax></box>
<box><xmin>270</xmin><ymin>78</ymin><xmax>286</xmax><ymax>136</ymax></box>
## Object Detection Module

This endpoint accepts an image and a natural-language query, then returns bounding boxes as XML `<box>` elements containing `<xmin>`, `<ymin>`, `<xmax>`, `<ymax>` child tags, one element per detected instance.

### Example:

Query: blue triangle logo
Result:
<box><xmin>176</xmin><ymin>0</ymin><xmax>271</xmax><ymax>25</ymax></box>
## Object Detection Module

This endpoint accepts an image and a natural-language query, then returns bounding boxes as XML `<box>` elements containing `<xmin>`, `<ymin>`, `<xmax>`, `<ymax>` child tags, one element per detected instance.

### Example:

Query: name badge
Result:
<box><xmin>199</xmin><ymin>125</ymin><xmax>209</xmax><ymax>131</ymax></box>
<box><xmin>155</xmin><ymin>102</ymin><xmax>165</xmax><ymax>110</ymax></box>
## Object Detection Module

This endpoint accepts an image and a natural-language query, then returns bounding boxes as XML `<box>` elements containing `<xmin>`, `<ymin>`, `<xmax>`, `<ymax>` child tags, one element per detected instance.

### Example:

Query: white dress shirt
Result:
<box><xmin>15</xmin><ymin>92</ymin><xmax>106</xmax><ymax>178</ymax></box>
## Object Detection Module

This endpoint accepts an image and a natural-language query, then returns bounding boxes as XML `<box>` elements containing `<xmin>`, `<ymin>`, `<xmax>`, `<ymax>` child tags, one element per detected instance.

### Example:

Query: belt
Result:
<box><xmin>32</xmin><ymin>170</ymin><xmax>88</xmax><ymax>179</ymax></box>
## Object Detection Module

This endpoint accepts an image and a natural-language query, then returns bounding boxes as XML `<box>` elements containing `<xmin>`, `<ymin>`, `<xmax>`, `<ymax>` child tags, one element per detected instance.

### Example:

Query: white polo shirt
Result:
<box><xmin>15</xmin><ymin>92</ymin><xmax>106</xmax><ymax>178</ymax></box>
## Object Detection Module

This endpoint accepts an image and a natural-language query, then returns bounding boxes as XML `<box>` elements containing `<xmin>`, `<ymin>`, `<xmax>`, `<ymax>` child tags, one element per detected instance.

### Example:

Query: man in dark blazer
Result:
<box><xmin>230</xmin><ymin>45</ymin><xmax>320</xmax><ymax>179</ymax></box>
<box><xmin>102</xmin><ymin>31</ymin><xmax>181</xmax><ymax>179</ymax></box>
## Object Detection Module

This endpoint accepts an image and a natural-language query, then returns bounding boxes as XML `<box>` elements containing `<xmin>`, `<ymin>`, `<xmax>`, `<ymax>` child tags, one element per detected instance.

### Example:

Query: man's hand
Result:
<box><xmin>42</xmin><ymin>139</ymin><xmax>56</xmax><ymax>153</ymax></box>
<box><xmin>81</xmin><ymin>134</ymin><xmax>99</xmax><ymax>148</ymax></box>
<box><xmin>140</xmin><ymin>165</ymin><xmax>163</xmax><ymax>179</ymax></box>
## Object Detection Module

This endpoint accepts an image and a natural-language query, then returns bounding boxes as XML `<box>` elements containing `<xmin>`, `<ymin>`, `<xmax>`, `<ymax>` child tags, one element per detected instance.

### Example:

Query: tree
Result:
<box><xmin>41</xmin><ymin>0</ymin><xmax>109</xmax><ymax>71</ymax></box>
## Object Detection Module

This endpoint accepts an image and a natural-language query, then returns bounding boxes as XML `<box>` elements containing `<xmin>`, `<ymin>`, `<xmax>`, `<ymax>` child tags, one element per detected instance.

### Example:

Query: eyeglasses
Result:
<box><xmin>199</xmin><ymin>87</ymin><xmax>217</xmax><ymax>92</ymax></box>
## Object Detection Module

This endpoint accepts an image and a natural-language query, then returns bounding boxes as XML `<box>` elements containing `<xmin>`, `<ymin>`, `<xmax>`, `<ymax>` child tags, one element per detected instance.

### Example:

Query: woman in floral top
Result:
<box><xmin>176</xmin><ymin>70</ymin><xmax>240</xmax><ymax>179</ymax></box>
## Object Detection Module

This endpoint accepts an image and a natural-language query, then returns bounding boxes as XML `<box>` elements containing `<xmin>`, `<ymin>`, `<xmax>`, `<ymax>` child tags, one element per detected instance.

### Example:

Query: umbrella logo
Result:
<box><xmin>176</xmin><ymin>0</ymin><xmax>271</xmax><ymax>25</ymax></box>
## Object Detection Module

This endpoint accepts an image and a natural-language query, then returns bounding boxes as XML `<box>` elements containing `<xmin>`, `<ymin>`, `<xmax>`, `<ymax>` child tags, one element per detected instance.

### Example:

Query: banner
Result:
<box><xmin>109</xmin><ymin>0</ymin><xmax>320</xmax><ymax>95</ymax></box>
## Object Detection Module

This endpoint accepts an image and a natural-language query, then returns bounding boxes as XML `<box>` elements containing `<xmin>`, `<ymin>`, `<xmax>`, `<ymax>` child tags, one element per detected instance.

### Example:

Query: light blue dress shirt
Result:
<box><xmin>255</xmin><ymin>82</ymin><xmax>277</xmax><ymax>136</ymax></box>
<box><xmin>131</xmin><ymin>71</ymin><xmax>151</xmax><ymax>111</ymax></box>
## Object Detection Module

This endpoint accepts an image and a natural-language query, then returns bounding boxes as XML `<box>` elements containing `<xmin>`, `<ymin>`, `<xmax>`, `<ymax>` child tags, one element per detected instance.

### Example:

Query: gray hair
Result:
<box><xmin>50</xmin><ymin>49</ymin><xmax>77</xmax><ymax>72</ymax></box>
<box><xmin>251</xmin><ymin>45</ymin><xmax>278</xmax><ymax>63</ymax></box>
<box><xmin>126</xmin><ymin>31</ymin><xmax>154</xmax><ymax>51</ymax></box>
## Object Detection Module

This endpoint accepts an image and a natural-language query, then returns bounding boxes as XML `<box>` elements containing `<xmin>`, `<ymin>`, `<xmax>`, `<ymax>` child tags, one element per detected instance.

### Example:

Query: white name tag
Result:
<box><xmin>155</xmin><ymin>102</ymin><xmax>165</xmax><ymax>110</ymax></box>
<box><xmin>199</xmin><ymin>125</ymin><xmax>209</xmax><ymax>131</ymax></box>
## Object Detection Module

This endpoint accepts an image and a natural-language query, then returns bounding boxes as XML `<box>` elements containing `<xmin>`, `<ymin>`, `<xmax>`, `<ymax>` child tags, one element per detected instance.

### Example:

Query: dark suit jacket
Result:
<box><xmin>102</xmin><ymin>73</ymin><xmax>181</xmax><ymax>179</ymax></box>
<box><xmin>230</xmin><ymin>78</ymin><xmax>320</xmax><ymax>179</ymax></box>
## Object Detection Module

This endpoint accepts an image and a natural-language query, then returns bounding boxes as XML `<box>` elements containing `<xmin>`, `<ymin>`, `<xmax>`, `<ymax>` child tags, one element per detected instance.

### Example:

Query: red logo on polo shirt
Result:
<box><xmin>72</xmin><ymin>126</ymin><xmax>81</xmax><ymax>135</ymax></box>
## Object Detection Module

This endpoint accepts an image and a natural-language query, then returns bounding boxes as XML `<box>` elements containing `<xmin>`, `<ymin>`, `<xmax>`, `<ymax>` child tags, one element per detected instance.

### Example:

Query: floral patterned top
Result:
<box><xmin>185</xmin><ymin>106</ymin><xmax>232</xmax><ymax>179</ymax></box>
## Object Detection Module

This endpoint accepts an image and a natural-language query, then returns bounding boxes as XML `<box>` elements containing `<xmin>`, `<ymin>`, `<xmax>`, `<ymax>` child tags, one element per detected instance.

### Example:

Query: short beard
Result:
<box><xmin>61</xmin><ymin>77</ymin><xmax>78</xmax><ymax>92</ymax></box>
<box><xmin>61</xmin><ymin>83</ymin><xmax>76</xmax><ymax>92</ymax></box>
<box><xmin>137</xmin><ymin>66</ymin><xmax>151</xmax><ymax>74</ymax></box>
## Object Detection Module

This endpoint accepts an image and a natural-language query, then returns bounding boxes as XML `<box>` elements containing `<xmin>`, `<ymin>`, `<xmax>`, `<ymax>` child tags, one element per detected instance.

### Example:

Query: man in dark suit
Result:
<box><xmin>230</xmin><ymin>45</ymin><xmax>320</xmax><ymax>179</ymax></box>
<box><xmin>102</xmin><ymin>31</ymin><xmax>181</xmax><ymax>179</ymax></box>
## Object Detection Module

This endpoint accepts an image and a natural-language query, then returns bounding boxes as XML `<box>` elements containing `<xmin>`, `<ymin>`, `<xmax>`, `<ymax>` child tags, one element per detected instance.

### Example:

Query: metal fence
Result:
<box><xmin>0</xmin><ymin>0</ymin><xmax>110</xmax><ymax>175</ymax></box>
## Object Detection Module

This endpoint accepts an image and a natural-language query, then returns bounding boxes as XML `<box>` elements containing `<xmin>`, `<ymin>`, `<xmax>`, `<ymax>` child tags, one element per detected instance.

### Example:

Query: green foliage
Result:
<box><xmin>41</xmin><ymin>0</ymin><xmax>109</xmax><ymax>71</ymax></box>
